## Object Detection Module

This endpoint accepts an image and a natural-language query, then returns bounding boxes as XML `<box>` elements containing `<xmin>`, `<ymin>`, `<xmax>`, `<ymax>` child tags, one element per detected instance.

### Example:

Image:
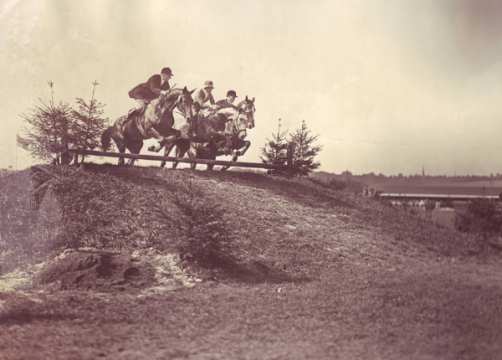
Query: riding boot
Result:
<box><xmin>132</xmin><ymin>101</ymin><xmax>149</xmax><ymax>137</ymax></box>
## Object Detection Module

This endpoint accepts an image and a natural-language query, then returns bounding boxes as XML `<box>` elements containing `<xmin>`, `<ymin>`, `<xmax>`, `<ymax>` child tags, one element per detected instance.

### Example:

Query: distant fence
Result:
<box><xmin>376</xmin><ymin>192</ymin><xmax>501</xmax><ymax>202</ymax></box>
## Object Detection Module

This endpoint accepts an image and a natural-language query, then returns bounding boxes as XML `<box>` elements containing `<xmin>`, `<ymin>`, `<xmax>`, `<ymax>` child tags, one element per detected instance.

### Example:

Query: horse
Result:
<box><xmin>162</xmin><ymin>96</ymin><xmax>256</xmax><ymax>170</ymax></box>
<box><xmin>101</xmin><ymin>87</ymin><xmax>195</xmax><ymax>166</ymax></box>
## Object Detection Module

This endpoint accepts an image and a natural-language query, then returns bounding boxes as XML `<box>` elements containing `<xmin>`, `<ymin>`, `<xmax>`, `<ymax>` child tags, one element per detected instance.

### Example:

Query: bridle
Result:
<box><xmin>226</xmin><ymin>108</ymin><xmax>249</xmax><ymax>140</ymax></box>
<box><xmin>237</xmin><ymin>101</ymin><xmax>255</xmax><ymax>129</ymax></box>
<box><xmin>170</xmin><ymin>90</ymin><xmax>193</xmax><ymax>120</ymax></box>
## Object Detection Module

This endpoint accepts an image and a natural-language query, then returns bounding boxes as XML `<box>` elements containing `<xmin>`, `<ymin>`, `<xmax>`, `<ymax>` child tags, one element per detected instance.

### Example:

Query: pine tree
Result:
<box><xmin>261</xmin><ymin>118</ymin><xmax>289</xmax><ymax>170</ymax></box>
<box><xmin>17</xmin><ymin>82</ymin><xmax>75</xmax><ymax>164</ymax></box>
<box><xmin>72</xmin><ymin>81</ymin><xmax>108</xmax><ymax>162</ymax></box>
<box><xmin>289</xmin><ymin>120</ymin><xmax>322</xmax><ymax>175</ymax></box>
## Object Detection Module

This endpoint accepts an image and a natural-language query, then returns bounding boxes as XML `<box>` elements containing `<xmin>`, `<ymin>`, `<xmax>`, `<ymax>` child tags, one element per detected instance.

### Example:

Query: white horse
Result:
<box><xmin>156</xmin><ymin>96</ymin><xmax>256</xmax><ymax>170</ymax></box>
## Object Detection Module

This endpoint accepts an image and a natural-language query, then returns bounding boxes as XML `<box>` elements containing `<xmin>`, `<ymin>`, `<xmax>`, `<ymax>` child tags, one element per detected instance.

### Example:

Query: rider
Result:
<box><xmin>215</xmin><ymin>90</ymin><xmax>238</xmax><ymax>110</ymax></box>
<box><xmin>128</xmin><ymin>67</ymin><xmax>173</xmax><ymax>118</ymax></box>
<box><xmin>191</xmin><ymin>81</ymin><xmax>216</xmax><ymax>137</ymax></box>
<box><xmin>214</xmin><ymin>90</ymin><xmax>239</xmax><ymax>154</ymax></box>
<box><xmin>193</xmin><ymin>80</ymin><xmax>216</xmax><ymax>110</ymax></box>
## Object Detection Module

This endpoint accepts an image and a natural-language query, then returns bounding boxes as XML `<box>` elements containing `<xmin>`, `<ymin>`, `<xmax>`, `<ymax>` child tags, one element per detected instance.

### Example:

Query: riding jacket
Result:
<box><xmin>193</xmin><ymin>88</ymin><xmax>215</xmax><ymax>108</ymax></box>
<box><xmin>128</xmin><ymin>74</ymin><xmax>170</xmax><ymax>101</ymax></box>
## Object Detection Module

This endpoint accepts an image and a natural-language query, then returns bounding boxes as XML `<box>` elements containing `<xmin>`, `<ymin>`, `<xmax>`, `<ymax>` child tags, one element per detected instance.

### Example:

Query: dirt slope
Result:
<box><xmin>1</xmin><ymin>164</ymin><xmax>502</xmax><ymax>360</ymax></box>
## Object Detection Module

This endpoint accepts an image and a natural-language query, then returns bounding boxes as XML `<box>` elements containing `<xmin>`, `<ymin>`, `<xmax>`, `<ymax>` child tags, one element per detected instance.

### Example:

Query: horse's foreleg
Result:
<box><xmin>161</xmin><ymin>142</ymin><xmax>176</xmax><ymax>168</ymax></box>
<box><xmin>220</xmin><ymin>160</ymin><xmax>233</xmax><ymax>171</ymax></box>
<box><xmin>117</xmin><ymin>143</ymin><xmax>126</xmax><ymax>166</ymax></box>
<box><xmin>149</xmin><ymin>127</ymin><xmax>181</xmax><ymax>153</ymax></box>
<box><xmin>176</xmin><ymin>140</ymin><xmax>191</xmax><ymax>169</ymax></box>
<box><xmin>148</xmin><ymin>138</ymin><xmax>166</xmax><ymax>153</ymax></box>
<box><xmin>237</xmin><ymin>140</ymin><xmax>251</xmax><ymax>157</ymax></box>
<box><xmin>146</xmin><ymin>127</ymin><xmax>166</xmax><ymax>153</ymax></box>
<box><xmin>220</xmin><ymin>140</ymin><xmax>250</xmax><ymax>171</ymax></box>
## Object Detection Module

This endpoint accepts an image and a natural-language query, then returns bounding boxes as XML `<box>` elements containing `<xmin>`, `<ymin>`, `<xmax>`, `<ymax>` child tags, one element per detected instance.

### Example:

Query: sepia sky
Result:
<box><xmin>2</xmin><ymin>0</ymin><xmax>502</xmax><ymax>175</ymax></box>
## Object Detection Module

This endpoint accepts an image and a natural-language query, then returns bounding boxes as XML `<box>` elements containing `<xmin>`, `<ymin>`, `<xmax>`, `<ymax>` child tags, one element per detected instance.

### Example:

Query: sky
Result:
<box><xmin>1</xmin><ymin>0</ymin><xmax>502</xmax><ymax>175</ymax></box>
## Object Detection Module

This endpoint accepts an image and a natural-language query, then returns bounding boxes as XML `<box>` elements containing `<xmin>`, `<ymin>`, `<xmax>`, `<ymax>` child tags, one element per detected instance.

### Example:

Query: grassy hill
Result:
<box><xmin>1</xmin><ymin>164</ymin><xmax>502</xmax><ymax>359</ymax></box>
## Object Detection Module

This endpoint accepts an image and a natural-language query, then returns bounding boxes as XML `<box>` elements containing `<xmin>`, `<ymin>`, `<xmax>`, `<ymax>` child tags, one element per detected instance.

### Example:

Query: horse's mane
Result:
<box><xmin>164</xmin><ymin>87</ymin><xmax>184</xmax><ymax>99</ymax></box>
<box><xmin>215</xmin><ymin>107</ymin><xmax>239</xmax><ymax>118</ymax></box>
<box><xmin>154</xmin><ymin>88</ymin><xmax>184</xmax><ymax>109</ymax></box>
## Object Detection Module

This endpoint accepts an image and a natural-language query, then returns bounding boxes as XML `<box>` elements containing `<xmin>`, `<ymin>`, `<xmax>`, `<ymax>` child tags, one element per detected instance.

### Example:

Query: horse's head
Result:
<box><xmin>177</xmin><ymin>86</ymin><xmax>196</xmax><ymax>121</ymax></box>
<box><xmin>237</xmin><ymin>96</ymin><xmax>256</xmax><ymax>129</ymax></box>
<box><xmin>157</xmin><ymin>86</ymin><xmax>196</xmax><ymax>121</ymax></box>
<box><xmin>217</xmin><ymin>107</ymin><xmax>250</xmax><ymax>141</ymax></box>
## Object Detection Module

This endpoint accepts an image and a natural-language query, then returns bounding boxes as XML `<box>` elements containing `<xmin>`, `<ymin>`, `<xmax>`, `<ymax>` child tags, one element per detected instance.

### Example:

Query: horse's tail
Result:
<box><xmin>101</xmin><ymin>126</ymin><xmax>114</xmax><ymax>150</ymax></box>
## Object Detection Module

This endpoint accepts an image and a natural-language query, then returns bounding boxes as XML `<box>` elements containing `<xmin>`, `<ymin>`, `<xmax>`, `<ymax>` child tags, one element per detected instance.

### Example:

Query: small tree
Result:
<box><xmin>289</xmin><ymin>120</ymin><xmax>322</xmax><ymax>176</ymax></box>
<box><xmin>72</xmin><ymin>81</ymin><xmax>108</xmax><ymax>162</ymax></box>
<box><xmin>261</xmin><ymin>118</ymin><xmax>289</xmax><ymax>170</ymax></box>
<box><xmin>17</xmin><ymin>82</ymin><xmax>74</xmax><ymax>165</ymax></box>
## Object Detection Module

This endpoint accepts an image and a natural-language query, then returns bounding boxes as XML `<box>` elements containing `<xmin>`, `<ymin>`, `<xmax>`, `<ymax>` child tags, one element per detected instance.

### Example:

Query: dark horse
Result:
<box><xmin>159</xmin><ymin>96</ymin><xmax>256</xmax><ymax>170</ymax></box>
<box><xmin>101</xmin><ymin>87</ymin><xmax>195</xmax><ymax>166</ymax></box>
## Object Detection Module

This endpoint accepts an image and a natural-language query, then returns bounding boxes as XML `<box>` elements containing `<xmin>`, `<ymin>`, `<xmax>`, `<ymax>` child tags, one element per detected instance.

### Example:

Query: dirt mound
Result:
<box><xmin>35</xmin><ymin>250</ymin><xmax>155</xmax><ymax>291</ymax></box>
<box><xmin>2</xmin><ymin>163</ymin><xmax>492</xmax><ymax>291</ymax></box>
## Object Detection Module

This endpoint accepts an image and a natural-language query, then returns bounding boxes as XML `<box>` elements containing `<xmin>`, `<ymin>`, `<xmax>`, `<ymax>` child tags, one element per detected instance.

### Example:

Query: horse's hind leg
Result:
<box><xmin>204</xmin><ymin>142</ymin><xmax>217</xmax><ymax>171</ymax></box>
<box><xmin>127</xmin><ymin>140</ymin><xmax>143</xmax><ymax>166</ymax></box>
<box><xmin>115</xmin><ymin>141</ymin><xmax>126</xmax><ymax>166</ymax></box>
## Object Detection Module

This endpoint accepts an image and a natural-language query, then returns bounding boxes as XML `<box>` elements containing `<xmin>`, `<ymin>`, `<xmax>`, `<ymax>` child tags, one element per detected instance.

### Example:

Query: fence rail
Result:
<box><xmin>68</xmin><ymin>148</ymin><xmax>294</xmax><ymax>171</ymax></box>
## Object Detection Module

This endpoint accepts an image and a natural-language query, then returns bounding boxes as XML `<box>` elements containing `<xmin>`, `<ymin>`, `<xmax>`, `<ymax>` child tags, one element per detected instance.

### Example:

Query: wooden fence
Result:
<box><xmin>68</xmin><ymin>145</ymin><xmax>295</xmax><ymax>171</ymax></box>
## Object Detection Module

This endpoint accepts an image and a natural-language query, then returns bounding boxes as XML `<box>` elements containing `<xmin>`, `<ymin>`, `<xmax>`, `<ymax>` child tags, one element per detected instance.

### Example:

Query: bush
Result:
<box><xmin>261</xmin><ymin>118</ymin><xmax>289</xmax><ymax>169</ymax></box>
<box><xmin>17</xmin><ymin>82</ymin><xmax>108</xmax><ymax>165</ymax></box>
<box><xmin>328</xmin><ymin>178</ymin><xmax>347</xmax><ymax>191</ymax></box>
<box><xmin>288</xmin><ymin>120</ymin><xmax>322</xmax><ymax>176</ymax></box>
<box><xmin>170</xmin><ymin>178</ymin><xmax>233</xmax><ymax>267</ymax></box>
<box><xmin>17</xmin><ymin>100</ymin><xmax>74</xmax><ymax>164</ymax></box>
<box><xmin>456</xmin><ymin>199</ymin><xmax>502</xmax><ymax>238</ymax></box>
